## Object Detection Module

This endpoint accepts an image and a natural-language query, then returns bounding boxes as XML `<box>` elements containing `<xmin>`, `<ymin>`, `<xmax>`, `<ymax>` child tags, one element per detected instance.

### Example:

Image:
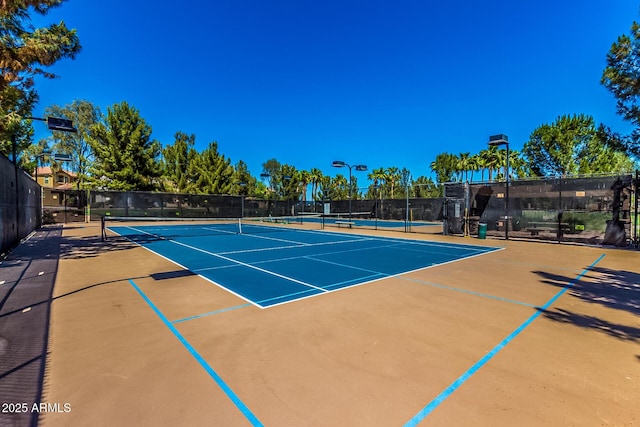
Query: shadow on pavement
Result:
<box><xmin>533</xmin><ymin>266</ymin><xmax>640</xmax><ymax>345</ymax></box>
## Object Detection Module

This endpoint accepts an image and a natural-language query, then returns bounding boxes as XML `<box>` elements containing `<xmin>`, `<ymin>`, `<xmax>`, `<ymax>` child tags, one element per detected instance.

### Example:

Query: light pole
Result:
<box><xmin>11</xmin><ymin>116</ymin><xmax>77</xmax><ymax>243</ymax></box>
<box><xmin>34</xmin><ymin>151</ymin><xmax>50</xmax><ymax>220</ymax></box>
<box><xmin>33</xmin><ymin>151</ymin><xmax>51</xmax><ymax>184</ymax></box>
<box><xmin>488</xmin><ymin>134</ymin><xmax>509</xmax><ymax>239</ymax></box>
<box><xmin>260</xmin><ymin>173</ymin><xmax>271</xmax><ymax>216</ymax></box>
<box><xmin>402</xmin><ymin>169</ymin><xmax>412</xmax><ymax>232</ymax></box>
<box><xmin>373</xmin><ymin>179</ymin><xmax>380</xmax><ymax>230</ymax></box>
<box><xmin>282</xmin><ymin>174</ymin><xmax>292</xmax><ymax>217</ymax></box>
<box><xmin>332</xmin><ymin>160</ymin><xmax>367</xmax><ymax>221</ymax></box>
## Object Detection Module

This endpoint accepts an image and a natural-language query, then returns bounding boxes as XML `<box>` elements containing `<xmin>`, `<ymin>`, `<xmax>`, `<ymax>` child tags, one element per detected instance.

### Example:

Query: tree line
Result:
<box><xmin>429</xmin><ymin>114</ymin><xmax>637</xmax><ymax>185</ymax></box>
<box><xmin>21</xmin><ymin>98</ymin><xmax>444</xmax><ymax>202</ymax></box>
<box><xmin>1</xmin><ymin>1</ymin><xmax>640</xmax><ymax>204</ymax></box>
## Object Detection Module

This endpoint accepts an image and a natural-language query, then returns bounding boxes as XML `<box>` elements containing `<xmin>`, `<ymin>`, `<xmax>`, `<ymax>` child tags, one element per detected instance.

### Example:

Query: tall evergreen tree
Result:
<box><xmin>232</xmin><ymin>160</ymin><xmax>257</xmax><ymax>196</ymax></box>
<box><xmin>411</xmin><ymin>175</ymin><xmax>440</xmax><ymax>198</ymax></box>
<box><xmin>89</xmin><ymin>102</ymin><xmax>161</xmax><ymax>190</ymax></box>
<box><xmin>162</xmin><ymin>132</ymin><xmax>198</xmax><ymax>193</ymax></box>
<box><xmin>523</xmin><ymin>114</ymin><xmax>634</xmax><ymax>177</ymax></box>
<box><xmin>273</xmin><ymin>163</ymin><xmax>301</xmax><ymax>201</ymax></box>
<box><xmin>602</xmin><ymin>19</ymin><xmax>640</xmax><ymax>156</ymax></box>
<box><xmin>191</xmin><ymin>141</ymin><xmax>234</xmax><ymax>194</ymax></box>
<box><xmin>260</xmin><ymin>158</ymin><xmax>280</xmax><ymax>196</ymax></box>
<box><xmin>0</xmin><ymin>0</ymin><xmax>80</xmax><ymax>160</ymax></box>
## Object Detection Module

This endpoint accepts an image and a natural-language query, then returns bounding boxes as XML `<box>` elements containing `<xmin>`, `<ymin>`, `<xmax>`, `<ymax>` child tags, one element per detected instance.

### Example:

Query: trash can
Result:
<box><xmin>478</xmin><ymin>222</ymin><xmax>487</xmax><ymax>239</ymax></box>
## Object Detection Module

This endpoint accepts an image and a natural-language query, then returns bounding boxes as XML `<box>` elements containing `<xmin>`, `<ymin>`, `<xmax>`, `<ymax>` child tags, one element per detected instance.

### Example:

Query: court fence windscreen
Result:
<box><xmin>443</xmin><ymin>173</ymin><xmax>639</xmax><ymax>247</ymax></box>
<box><xmin>42</xmin><ymin>171</ymin><xmax>639</xmax><ymax>248</ymax></box>
<box><xmin>1</xmin><ymin>153</ymin><xmax>42</xmax><ymax>255</ymax></box>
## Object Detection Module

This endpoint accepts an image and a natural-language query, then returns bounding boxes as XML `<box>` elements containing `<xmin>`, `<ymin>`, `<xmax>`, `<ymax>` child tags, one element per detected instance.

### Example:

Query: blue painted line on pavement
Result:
<box><xmin>172</xmin><ymin>303</ymin><xmax>252</xmax><ymax>324</ymax></box>
<box><xmin>404</xmin><ymin>253</ymin><xmax>606</xmax><ymax>426</ymax></box>
<box><xmin>401</xmin><ymin>277</ymin><xmax>537</xmax><ymax>307</ymax></box>
<box><xmin>128</xmin><ymin>279</ymin><xmax>263</xmax><ymax>426</ymax></box>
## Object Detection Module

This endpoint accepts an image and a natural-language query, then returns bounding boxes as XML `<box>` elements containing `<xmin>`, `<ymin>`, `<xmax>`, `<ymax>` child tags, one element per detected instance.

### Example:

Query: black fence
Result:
<box><xmin>40</xmin><ymin>173</ymin><xmax>639</xmax><ymax>249</ymax></box>
<box><xmin>0</xmin><ymin>153</ymin><xmax>42</xmax><ymax>255</ymax></box>
<box><xmin>444</xmin><ymin>173</ymin><xmax>639</xmax><ymax>247</ymax></box>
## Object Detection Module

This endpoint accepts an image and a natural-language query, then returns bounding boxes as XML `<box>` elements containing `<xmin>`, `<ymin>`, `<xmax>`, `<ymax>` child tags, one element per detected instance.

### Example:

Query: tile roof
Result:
<box><xmin>35</xmin><ymin>167</ymin><xmax>77</xmax><ymax>177</ymax></box>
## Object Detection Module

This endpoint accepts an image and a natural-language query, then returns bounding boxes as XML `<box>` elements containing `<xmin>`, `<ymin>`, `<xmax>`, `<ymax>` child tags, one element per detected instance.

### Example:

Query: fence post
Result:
<box><xmin>635</xmin><ymin>170</ymin><xmax>639</xmax><ymax>248</ymax></box>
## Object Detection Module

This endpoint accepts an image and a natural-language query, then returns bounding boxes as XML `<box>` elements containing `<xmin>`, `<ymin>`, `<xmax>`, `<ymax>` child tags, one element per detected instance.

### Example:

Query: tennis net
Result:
<box><xmin>100</xmin><ymin>215</ymin><xmax>311</xmax><ymax>241</ymax></box>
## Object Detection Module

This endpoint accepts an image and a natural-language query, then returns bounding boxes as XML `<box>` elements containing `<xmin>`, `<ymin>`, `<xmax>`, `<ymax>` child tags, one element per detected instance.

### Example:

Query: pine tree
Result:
<box><xmin>191</xmin><ymin>142</ymin><xmax>233</xmax><ymax>194</ymax></box>
<box><xmin>161</xmin><ymin>132</ymin><xmax>198</xmax><ymax>193</ymax></box>
<box><xmin>88</xmin><ymin>102</ymin><xmax>161</xmax><ymax>190</ymax></box>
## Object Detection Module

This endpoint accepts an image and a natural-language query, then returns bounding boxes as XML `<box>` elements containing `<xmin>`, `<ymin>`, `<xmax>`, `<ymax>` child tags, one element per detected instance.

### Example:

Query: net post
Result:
<box><xmin>238</xmin><ymin>217</ymin><xmax>242</xmax><ymax>234</ymax></box>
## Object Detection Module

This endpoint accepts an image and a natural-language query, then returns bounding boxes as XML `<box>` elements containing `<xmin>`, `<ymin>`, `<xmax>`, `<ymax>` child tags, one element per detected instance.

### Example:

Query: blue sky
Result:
<box><xmin>33</xmin><ymin>1</ymin><xmax>638</xmax><ymax>182</ymax></box>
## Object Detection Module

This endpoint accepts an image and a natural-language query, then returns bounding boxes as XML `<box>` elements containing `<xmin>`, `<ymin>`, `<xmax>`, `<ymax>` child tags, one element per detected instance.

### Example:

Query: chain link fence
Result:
<box><xmin>39</xmin><ymin>172</ymin><xmax>639</xmax><ymax>249</ymax></box>
<box><xmin>444</xmin><ymin>173</ymin><xmax>639</xmax><ymax>247</ymax></box>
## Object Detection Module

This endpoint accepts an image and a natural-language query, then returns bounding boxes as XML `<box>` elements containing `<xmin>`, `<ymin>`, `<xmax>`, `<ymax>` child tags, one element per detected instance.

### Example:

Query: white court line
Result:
<box><xmin>260</xmin><ymin>245</ymin><xmax>505</xmax><ymax>309</ymax></box>
<box><xmin>392</xmin><ymin>242</ymin><xmax>491</xmax><ymax>256</ymax></box>
<box><xmin>237</xmin><ymin>231</ymin><xmax>312</xmax><ymax>246</ymax></box>
<box><xmin>306</xmin><ymin>256</ymin><xmax>384</xmax><ymax>275</ymax></box>
<box><xmin>217</xmin><ymin>237</ymin><xmax>376</xmax><ymax>256</ymax></box>
<box><xmin>202</xmin><ymin>226</ymin><xmax>237</xmax><ymax>235</ymax></box>
<box><xmin>125</xmin><ymin>226</ymin><xmax>328</xmax><ymax>294</ymax></box>
<box><xmin>112</xmin><ymin>224</ymin><xmax>502</xmax><ymax>310</ymax></box>
<box><xmin>310</xmin><ymin>227</ymin><xmax>499</xmax><ymax>252</ymax></box>
<box><xmin>245</xmin><ymin>242</ymin><xmax>402</xmax><ymax>266</ymax></box>
<box><xmin>111</xmin><ymin>227</ymin><xmax>264</xmax><ymax>308</ymax></box>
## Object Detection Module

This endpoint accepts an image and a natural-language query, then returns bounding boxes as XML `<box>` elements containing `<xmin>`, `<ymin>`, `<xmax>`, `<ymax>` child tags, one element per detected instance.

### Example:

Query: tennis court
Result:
<box><xmin>27</xmin><ymin>221</ymin><xmax>639</xmax><ymax>426</ymax></box>
<box><xmin>105</xmin><ymin>218</ymin><xmax>497</xmax><ymax>308</ymax></box>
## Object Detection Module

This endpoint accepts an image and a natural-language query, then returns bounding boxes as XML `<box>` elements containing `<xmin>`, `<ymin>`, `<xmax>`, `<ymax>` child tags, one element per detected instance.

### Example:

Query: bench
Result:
<box><xmin>334</xmin><ymin>220</ymin><xmax>355</xmax><ymax>228</ymax></box>
<box><xmin>525</xmin><ymin>222</ymin><xmax>570</xmax><ymax>236</ymax></box>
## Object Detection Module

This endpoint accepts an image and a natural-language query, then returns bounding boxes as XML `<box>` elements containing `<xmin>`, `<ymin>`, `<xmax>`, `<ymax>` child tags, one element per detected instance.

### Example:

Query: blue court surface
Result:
<box><xmin>108</xmin><ymin>223</ymin><xmax>499</xmax><ymax>308</ymax></box>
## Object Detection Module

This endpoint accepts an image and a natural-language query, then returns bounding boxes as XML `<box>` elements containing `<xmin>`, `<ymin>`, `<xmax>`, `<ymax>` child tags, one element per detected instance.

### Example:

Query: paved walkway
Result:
<box><xmin>0</xmin><ymin>226</ymin><xmax>62</xmax><ymax>427</ymax></box>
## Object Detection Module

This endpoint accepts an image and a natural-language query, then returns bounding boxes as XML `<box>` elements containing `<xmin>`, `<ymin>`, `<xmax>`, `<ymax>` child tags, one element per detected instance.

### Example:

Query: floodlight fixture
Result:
<box><xmin>52</xmin><ymin>153</ymin><xmax>73</xmax><ymax>162</ymax></box>
<box><xmin>330</xmin><ymin>160</ymin><xmax>367</xmax><ymax>220</ymax></box>
<box><xmin>47</xmin><ymin>117</ymin><xmax>77</xmax><ymax>133</ymax></box>
<box><xmin>488</xmin><ymin>134</ymin><xmax>509</xmax><ymax>146</ymax></box>
<box><xmin>488</xmin><ymin>134</ymin><xmax>510</xmax><ymax>239</ymax></box>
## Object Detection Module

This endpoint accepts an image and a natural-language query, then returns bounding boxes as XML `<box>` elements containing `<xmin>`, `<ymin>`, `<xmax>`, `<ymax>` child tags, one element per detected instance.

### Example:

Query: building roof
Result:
<box><xmin>36</xmin><ymin>167</ymin><xmax>77</xmax><ymax>177</ymax></box>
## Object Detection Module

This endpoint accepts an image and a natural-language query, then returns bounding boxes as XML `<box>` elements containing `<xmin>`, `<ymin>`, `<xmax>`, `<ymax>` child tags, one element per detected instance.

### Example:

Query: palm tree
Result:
<box><xmin>385</xmin><ymin>166</ymin><xmax>400</xmax><ymax>198</ymax></box>
<box><xmin>298</xmin><ymin>169</ymin><xmax>310</xmax><ymax>203</ymax></box>
<box><xmin>368</xmin><ymin>167</ymin><xmax>387</xmax><ymax>200</ymax></box>
<box><xmin>475</xmin><ymin>150</ymin><xmax>487</xmax><ymax>181</ymax></box>
<box><xmin>481</xmin><ymin>146</ymin><xmax>501</xmax><ymax>181</ymax></box>
<box><xmin>508</xmin><ymin>149</ymin><xmax>527</xmax><ymax>179</ymax></box>
<box><xmin>468</xmin><ymin>154</ymin><xmax>481</xmax><ymax>183</ymax></box>
<box><xmin>457</xmin><ymin>152</ymin><xmax>471</xmax><ymax>182</ymax></box>
<box><xmin>332</xmin><ymin>174</ymin><xmax>349</xmax><ymax>200</ymax></box>
<box><xmin>309</xmin><ymin>168</ymin><xmax>323</xmax><ymax>211</ymax></box>
<box><xmin>430</xmin><ymin>152</ymin><xmax>458</xmax><ymax>184</ymax></box>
